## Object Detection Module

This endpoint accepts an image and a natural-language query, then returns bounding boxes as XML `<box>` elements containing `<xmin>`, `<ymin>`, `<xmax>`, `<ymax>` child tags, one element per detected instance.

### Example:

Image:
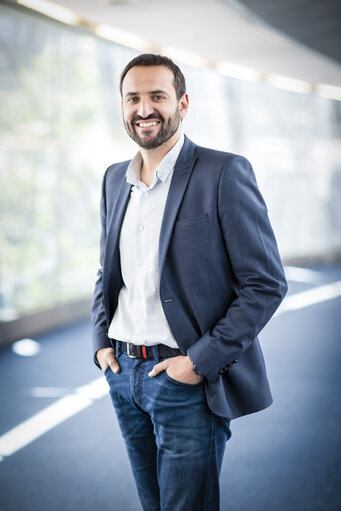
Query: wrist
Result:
<box><xmin>186</xmin><ymin>353</ymin><xmax>204</xmax><ymax>378</ymax></box>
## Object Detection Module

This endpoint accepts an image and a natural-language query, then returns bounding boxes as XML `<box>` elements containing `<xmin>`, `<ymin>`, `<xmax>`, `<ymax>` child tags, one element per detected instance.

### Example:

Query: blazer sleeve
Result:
<box><xmin>91</xmin><ymin>169</ymin><xmax>112</xmax><ymax>368</ymax></box>
<box><xmin>187</xmin><ymin>155</ymin><xmax>288</xmax><ymax>382</ymax></box>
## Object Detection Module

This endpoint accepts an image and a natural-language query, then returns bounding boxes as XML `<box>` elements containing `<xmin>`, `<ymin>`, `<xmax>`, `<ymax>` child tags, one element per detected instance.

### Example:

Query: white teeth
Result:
<box><xmin>138</xmin><ymin>122</ymin><xmax>159</xmax><ymax>127</ymax></box>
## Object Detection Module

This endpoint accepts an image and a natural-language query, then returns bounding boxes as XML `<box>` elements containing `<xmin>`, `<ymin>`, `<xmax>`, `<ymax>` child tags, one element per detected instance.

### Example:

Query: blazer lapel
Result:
<box><xmin>106</xmin><ymin>176</ymin><xmax>132</xmax><ymax>244</ymax></box>
<box><xmin>103</xmin><ymin>174</ymin><xmax>132</xmax><ymax>310</ymax></box>
<box><xmin>158</xmin><ymin>136</ymin><xmax>197</xmax><ymax>277</ymax></box>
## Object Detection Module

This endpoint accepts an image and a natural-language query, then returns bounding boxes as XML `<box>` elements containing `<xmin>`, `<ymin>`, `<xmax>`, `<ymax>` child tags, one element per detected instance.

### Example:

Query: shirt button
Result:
<box><xmin>138</xmin><ymin>225</ymin><xmax>144</xmax><ymax>231</ymax></box>
<box><xmin>137</xmin><ymin>294</ymin><xmax>142</xmax><ymax>301</ymax></box>
<box><xmin>137</xmin><ymin>328</ymin><xmax>142</xmax><ymax>334</ymax></box>
<box><xmin>144</xmin><ymin>192</ymin><xmax>149</xmax><ymax>197</ymax></box>
<box><xmin>139</xmin><ymin>260</ymin><xmax>144</xmax><ymax>265</ymax></box>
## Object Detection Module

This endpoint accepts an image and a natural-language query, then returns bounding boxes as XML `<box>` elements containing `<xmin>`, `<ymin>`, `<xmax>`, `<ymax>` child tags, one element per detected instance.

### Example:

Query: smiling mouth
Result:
<box><xmin>135</xmin><ymin>121</ymin><xmax>160</xmax><ymax>128</ymax></box>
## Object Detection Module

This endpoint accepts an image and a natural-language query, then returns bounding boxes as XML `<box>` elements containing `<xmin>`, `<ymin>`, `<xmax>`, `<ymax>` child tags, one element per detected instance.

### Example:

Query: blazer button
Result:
<box><xmin>228</xmin><ymin>359</ymin><xmax>238</xmax><ymax>369</ymax></box>
<box><xmin>218</xmin><ymin>359</ymin><xmax>238</xmax><ymax>375</ymax></box>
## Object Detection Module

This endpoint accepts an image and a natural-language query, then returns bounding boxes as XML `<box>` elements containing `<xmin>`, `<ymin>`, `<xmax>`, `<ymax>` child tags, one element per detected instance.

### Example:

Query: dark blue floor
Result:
<box><xmin>0</xmin><ymin>265</ymin><xmax>340</xmax><ymax>511</ymax></box>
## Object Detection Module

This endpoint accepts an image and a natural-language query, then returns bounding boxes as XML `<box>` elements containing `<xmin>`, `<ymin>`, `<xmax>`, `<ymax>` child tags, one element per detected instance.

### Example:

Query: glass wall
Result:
<box><xmin>0</xmin><ymin>3</ymin><xmax>340</xmax><ymax>321</ymax></box>
<box><xmin>0</xmin><ymin>4</ymin><xmax>134</xmax><ymax>321</ymax></box>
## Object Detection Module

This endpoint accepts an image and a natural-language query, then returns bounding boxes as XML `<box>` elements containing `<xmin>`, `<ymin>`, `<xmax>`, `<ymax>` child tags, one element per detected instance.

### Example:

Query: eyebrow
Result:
<box><xmin>150</xmin><ymin>90</ymin><xmax>169</xmax><ymax>95</ymax></box>
<box><xmin>124</xmin><ymin>89</ymin><xmax>169</xmax><ymax>98</ymax></box>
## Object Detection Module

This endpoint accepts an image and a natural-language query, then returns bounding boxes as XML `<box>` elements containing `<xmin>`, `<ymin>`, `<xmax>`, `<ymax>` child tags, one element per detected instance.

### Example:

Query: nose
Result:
<box><xmin>137</xmin><ymin>97</ymin><xmax>154</xmax><ymax>118</ymax></box>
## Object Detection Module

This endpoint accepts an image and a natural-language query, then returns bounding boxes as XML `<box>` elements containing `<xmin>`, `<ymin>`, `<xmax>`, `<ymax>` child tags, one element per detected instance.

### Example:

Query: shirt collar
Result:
<box><xmin>126</xmin><ymin>132</ymin><xmax>185</xmax><ymax>189</ymax></box>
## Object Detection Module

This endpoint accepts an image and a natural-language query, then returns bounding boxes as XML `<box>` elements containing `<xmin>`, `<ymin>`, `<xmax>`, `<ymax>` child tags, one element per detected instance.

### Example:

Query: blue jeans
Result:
<box><xmin>104</xmin><ymin>344</ymin><xmax>232</xmax><ymax>511</ymax></box>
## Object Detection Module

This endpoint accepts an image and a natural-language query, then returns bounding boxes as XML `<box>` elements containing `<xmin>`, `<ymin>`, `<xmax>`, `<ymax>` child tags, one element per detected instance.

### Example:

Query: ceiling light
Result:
<box><xmin>95</xmin><ymin>24</ymin><xmax>154</xmax><ymax>51</ymax></box>
<box><xmin>315</xmin><ymin>83</ymin><xmax>341</xmax><ymax>102</ymax></box>
<box><xmin>160</xmin><ymin>46</ymin><xmax>211</xmax><ymax>68</ymax></box>
<box><xmin>216</xmin><ymin>62</ymin><xmax>262</xmax><ymax>83</ymax></box>
<box><xmin>17</xmin><ymin>0</ymin><xmax>79</xmax><ymax>25</ymax></box>
<box><xmin>266</xmin><ymin>74</ymin><xmax>312</xmax><ymax>94</ymax></box>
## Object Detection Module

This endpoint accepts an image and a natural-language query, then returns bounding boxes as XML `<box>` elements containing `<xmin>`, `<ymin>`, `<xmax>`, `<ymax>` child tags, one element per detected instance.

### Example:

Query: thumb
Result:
<box><xmin>107</xmin><ymin>354</ymin><xmax>121</xmax><ymax>374</ymax></box>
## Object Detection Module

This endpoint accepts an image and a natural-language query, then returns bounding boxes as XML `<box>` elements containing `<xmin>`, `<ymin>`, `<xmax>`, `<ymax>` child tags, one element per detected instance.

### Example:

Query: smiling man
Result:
<box><xmin>91</xmin><ymin>53</ymin><xmax>287</xmax><ymax>511</ymax></box>
<box><xmin>123</xmin><ymin>65</ymin><xmax>183</xmax><ymax>151</ymax></box>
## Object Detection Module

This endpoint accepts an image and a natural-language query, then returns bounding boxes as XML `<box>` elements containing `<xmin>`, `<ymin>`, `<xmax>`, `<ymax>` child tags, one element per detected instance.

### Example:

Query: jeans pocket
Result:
<box><xmin>104</xmin><ymin>365</ymin><xmax>112</xmax><ymax>377</ymax></box>
<box><xmin>164</xmin><ymin>370</ymin><xmax>205</xmax><ymax>389</ymax></box>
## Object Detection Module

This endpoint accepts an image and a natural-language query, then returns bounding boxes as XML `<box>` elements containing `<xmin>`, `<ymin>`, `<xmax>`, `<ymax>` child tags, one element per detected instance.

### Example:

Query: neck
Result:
<box><xmin>139</xmin><ymin>127</ymin><xmax>182</xmax><ymax>176</ymax></box>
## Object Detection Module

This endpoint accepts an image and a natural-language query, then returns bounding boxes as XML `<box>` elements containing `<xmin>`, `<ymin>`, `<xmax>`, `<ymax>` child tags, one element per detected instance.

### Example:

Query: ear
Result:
<box><xmin>179</xmin><ymin>93</ymin><xmax>189</xmax><ymax>120</ymax></box>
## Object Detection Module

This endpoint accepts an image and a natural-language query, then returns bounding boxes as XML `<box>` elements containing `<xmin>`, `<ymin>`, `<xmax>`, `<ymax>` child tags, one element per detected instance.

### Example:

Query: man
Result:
<box><xmin>91</xmin><ymin>53</ymin><xmax>287</xmax><ymax>511</ymax></box>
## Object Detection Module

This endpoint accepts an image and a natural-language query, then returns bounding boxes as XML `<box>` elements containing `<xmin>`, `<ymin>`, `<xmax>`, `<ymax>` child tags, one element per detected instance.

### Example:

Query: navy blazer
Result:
<box><xmin>91</xmin><ymin>136</ymin><xmax>287</xmax><ymax>420</ymax></box>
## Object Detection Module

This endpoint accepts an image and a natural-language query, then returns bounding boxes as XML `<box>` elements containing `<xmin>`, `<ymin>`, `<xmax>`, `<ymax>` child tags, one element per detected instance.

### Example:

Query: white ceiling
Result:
<box><xmin>45</xmin><ymin>0</ymin><xmax>341</xmax><ymax>86</ymax></box>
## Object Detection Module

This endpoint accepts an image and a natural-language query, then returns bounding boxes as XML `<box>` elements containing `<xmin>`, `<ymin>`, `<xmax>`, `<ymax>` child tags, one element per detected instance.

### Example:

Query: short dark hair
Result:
<box><xmin>120</xmin><ymin>53</ymin><xmax>186</xmax><ymax>100</ymax></box>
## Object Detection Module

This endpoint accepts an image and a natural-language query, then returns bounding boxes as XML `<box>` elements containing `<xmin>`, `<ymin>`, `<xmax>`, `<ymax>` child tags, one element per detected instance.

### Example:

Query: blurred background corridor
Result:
<box><xmin>0</xmin><ymin>0</ymin><xmax>340</xmax><ymax>509</ymax></box>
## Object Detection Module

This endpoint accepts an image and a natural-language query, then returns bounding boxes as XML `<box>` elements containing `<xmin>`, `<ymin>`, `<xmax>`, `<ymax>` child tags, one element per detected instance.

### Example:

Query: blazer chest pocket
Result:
<box><xmin>175</xmin><ymin>213</ymin><xmax>209</xmax><ymax>230</ymax></box>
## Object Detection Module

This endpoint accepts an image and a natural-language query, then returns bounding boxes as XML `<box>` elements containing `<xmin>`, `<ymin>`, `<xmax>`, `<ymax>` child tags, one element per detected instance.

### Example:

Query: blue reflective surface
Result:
<box><xmin>0</xmin><ymin>265</ymin><xmax>340</xmax><ymax>510</ymax></box>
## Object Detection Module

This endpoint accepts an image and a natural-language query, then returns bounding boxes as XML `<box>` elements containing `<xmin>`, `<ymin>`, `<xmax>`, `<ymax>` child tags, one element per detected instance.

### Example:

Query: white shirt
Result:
<box><xmin>108</xmin><ymin>133</ymin><xmax>185</xmax><ymax>347</ymax></box>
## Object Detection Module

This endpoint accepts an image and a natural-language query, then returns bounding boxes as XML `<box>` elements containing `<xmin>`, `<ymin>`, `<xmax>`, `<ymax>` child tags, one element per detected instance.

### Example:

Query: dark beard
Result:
<box><xmin>124</xmin><ymin>108</ymin><xmax>180</xmax><ymax>149</ymax></box>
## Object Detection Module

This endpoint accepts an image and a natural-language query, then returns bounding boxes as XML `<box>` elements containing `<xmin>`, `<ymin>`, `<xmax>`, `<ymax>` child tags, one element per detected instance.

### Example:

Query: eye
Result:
<box><xmin>153</xmin><ymin>95</ymin><xmax>166</xmax><ymax>100</ymax></box>
<box><xmin>127</xmin><ymin>97</ymin><xmax>138</xmax><ymax>103</ymax></box>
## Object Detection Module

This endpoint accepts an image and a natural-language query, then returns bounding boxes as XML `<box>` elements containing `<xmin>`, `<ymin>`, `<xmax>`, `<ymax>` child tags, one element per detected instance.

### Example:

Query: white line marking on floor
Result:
<box><xmin>30</xmin><ymin>387</ymin><xmax>73</xmax><ymax>398</ymax></box>
<box><xmin>284</xmin><ymin>266</ymin><xmax>323</xmax><ymax>284</ymax></box>
<box><xmin>276</xmin><ymin>280</ymin><xmax>341</xmax><ymax>316</ymax></box>
<box><xmin>0</xmin><ymin>377</ymin><xmax>108</xmax><ymax>459</ymax></box>
<box><xmin>12</xmin><ymin>339</ymin><xmax>40</xmax><ymax>357</ymax></box>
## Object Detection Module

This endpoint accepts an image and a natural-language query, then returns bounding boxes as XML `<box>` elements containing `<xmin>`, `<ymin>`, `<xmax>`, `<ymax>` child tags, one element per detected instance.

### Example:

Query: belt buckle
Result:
<box><xmin>126</xmin><ymin>342</ymin><xmax>137</xmax><ymax>358</ymax></box>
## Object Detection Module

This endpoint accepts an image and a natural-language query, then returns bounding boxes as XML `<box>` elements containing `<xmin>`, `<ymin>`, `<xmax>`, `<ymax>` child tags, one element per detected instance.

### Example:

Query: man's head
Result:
<box><xmin>120</xmin><ymin>54</ymin><xmax>186</xmax><ymax>101</ymax></box>
<box><xmin>120</xmin><ymin>54</ymin><xmax>189</xmax><ymax>150</ymax></box>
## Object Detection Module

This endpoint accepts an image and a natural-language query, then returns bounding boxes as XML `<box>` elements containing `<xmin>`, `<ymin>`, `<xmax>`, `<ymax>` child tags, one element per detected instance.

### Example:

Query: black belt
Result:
<box><xmin>117</xmin><ymin>341</ymin><xmax>182</xmax><ymax>359</ymax></box>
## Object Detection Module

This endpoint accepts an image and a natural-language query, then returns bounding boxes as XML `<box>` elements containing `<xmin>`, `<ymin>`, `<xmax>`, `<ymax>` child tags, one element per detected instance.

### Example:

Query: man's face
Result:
<box><xmin>121</xmin><ymin>65</ymin><xmax>188</xmax><ymax>149</ymax></box>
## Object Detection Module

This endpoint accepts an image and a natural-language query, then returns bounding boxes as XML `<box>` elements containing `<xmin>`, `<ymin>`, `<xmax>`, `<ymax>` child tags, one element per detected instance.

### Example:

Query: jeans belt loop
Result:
<box><xmin>152</xmin><ymin>344</ymin><xmax>160</xmax><ymax>361</ymax></box>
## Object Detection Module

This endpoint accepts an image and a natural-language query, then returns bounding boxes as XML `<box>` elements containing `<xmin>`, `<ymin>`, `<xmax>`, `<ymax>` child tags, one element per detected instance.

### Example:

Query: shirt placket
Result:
<box><xmin>134</xmin><ymin>185</ymin><xmax>150</xmax><ymax>341</ymax></box>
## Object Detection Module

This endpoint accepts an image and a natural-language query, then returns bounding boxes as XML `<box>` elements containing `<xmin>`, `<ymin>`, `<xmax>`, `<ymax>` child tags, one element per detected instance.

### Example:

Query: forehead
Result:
<box><xmin>122</xmin><ymin>65</ymin><xmax>176</xmax><ymax>95</ymax></box>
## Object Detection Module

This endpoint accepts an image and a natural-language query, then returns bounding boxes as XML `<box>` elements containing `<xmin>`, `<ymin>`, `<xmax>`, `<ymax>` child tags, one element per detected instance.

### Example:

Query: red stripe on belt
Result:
<box><xmin>142</xmin><ymin>345</ymin><xmax>148</xmax><ymax>359</ymax></box>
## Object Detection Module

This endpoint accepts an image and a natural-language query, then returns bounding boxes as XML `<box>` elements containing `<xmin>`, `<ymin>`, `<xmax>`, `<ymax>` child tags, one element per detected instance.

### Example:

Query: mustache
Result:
<box><xmin>132</xmin><ymin>113</ymin><xmax>163</xmax><ymax>123</ymax></box>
